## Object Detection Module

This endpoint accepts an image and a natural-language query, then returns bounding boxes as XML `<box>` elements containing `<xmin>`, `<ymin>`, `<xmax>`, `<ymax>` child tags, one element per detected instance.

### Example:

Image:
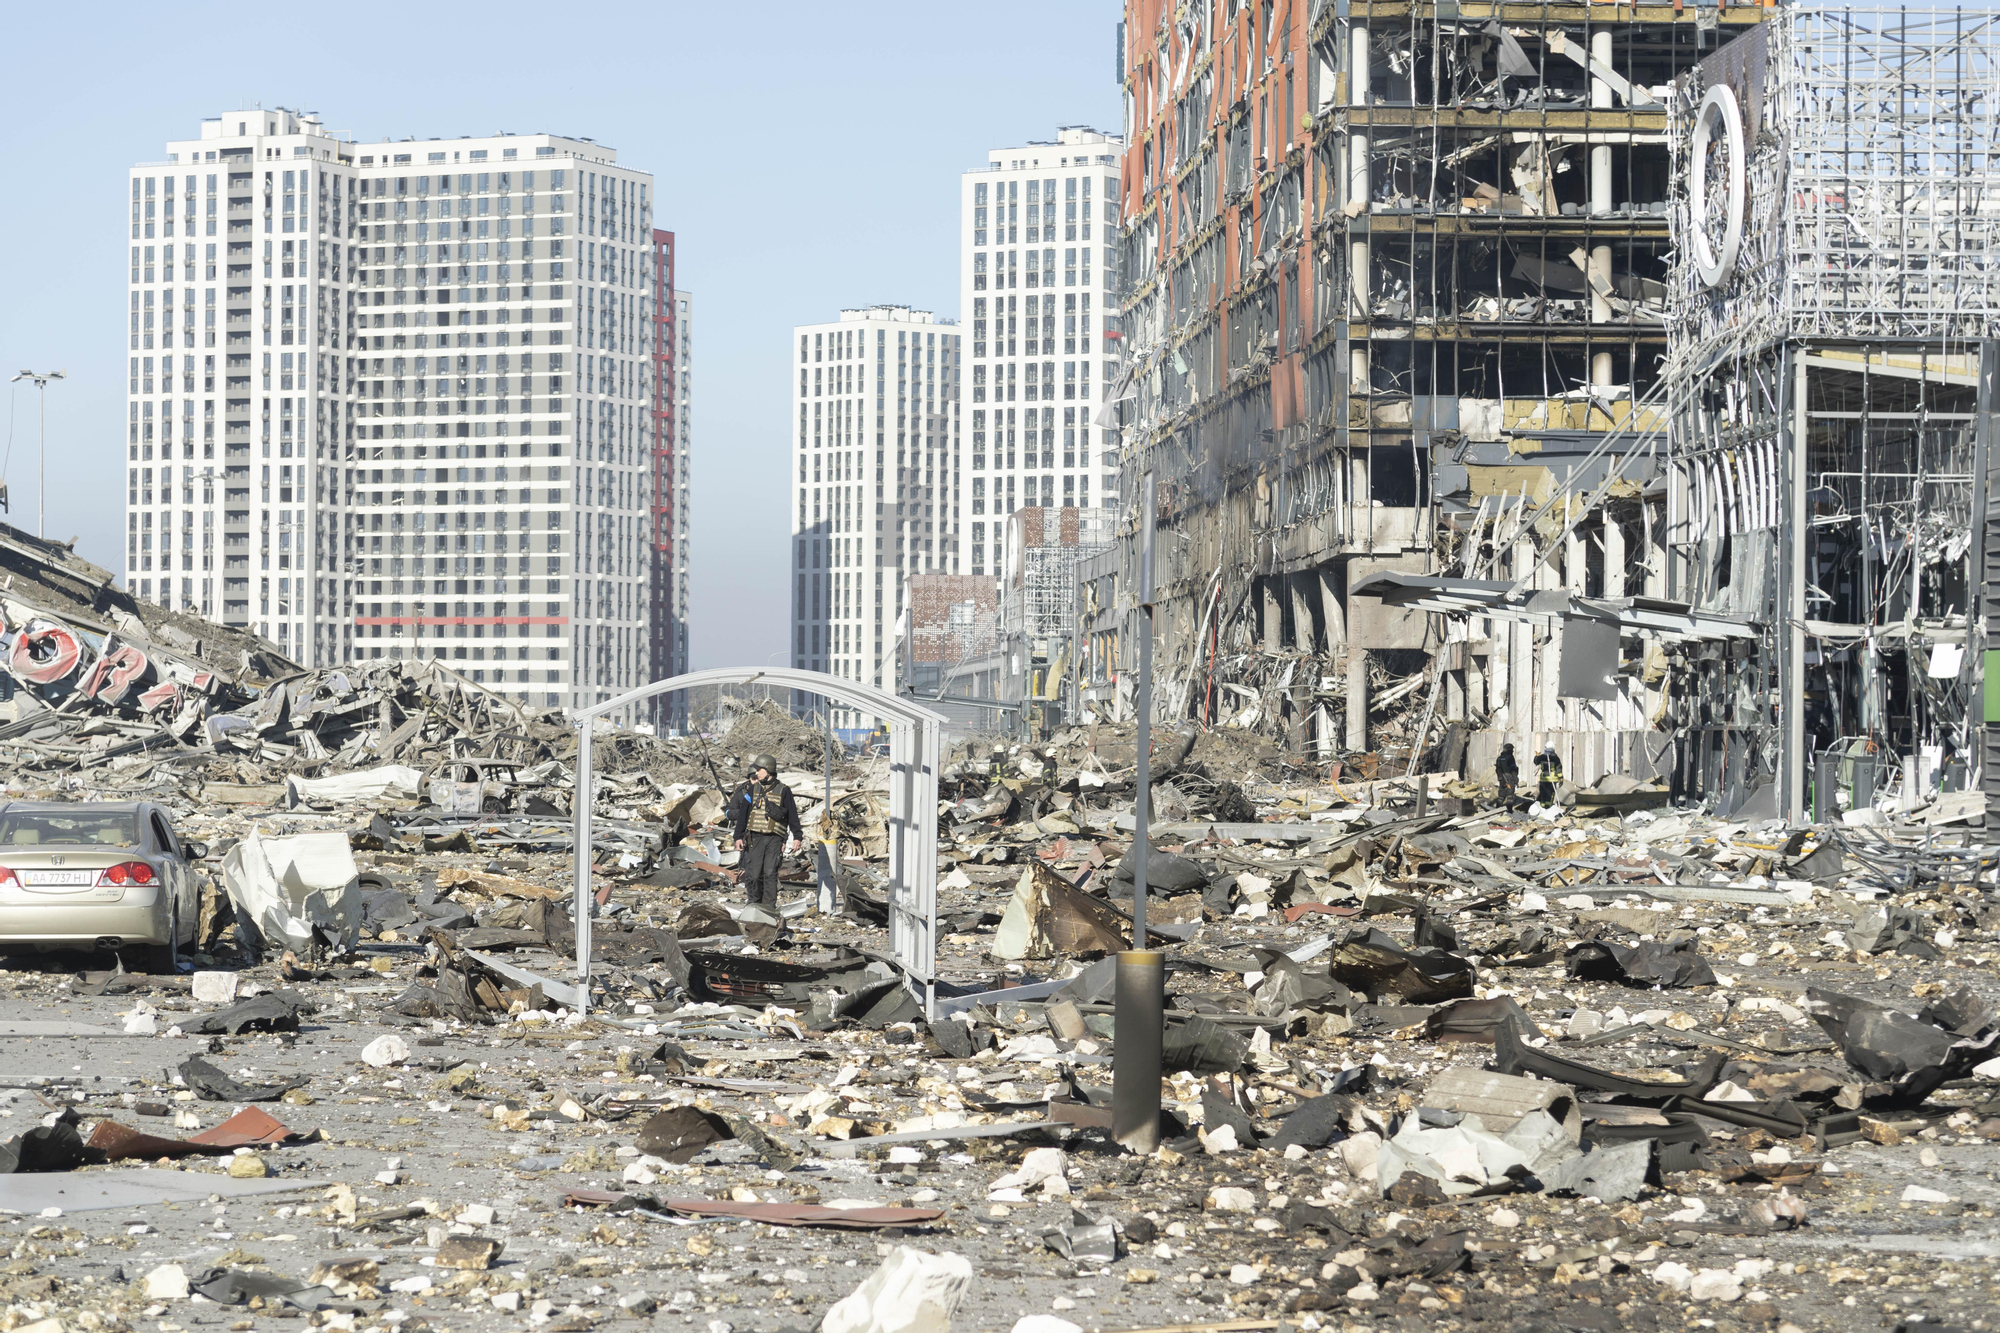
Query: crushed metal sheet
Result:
<box><xmin>564</xmin><ymin>1190</ymin><xmax>945</xmax><ymax>1230</ymax></box>
<box><xmin>0</xmin><ymin>1167</ymin><xmax>316</xmax><ymax>1213</ymax></box>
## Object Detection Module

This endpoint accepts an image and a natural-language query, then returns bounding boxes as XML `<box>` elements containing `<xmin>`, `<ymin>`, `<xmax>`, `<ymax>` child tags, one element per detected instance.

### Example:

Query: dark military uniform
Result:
<box><xmin>730</xmin><ymin>778</ymin><xmax>803</xmax><ymax>910</ymax></box>
<box><xmin>1495</xmin><ymin>744</ymin><xmax>1520</xmax><ymax>801</ymax></box>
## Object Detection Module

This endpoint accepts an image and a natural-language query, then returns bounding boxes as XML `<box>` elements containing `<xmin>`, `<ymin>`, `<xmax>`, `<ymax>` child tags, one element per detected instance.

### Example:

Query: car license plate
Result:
<box><xmin>21</xmin><ymin>870</ymin><xmax>94</xmax><ymax>886</ymax></box>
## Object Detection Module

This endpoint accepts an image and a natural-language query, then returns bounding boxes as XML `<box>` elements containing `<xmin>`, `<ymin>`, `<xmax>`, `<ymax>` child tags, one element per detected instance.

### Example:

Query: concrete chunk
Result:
<box><xmin>190</xmin><ymin>972</ymin><xmax>239</xmax><ymax>1005</ymax></box>
<box><xmin>1424</xmin><ymin>1066</ymin><xmax>1579</xmax><ymax>1137</ymax></box>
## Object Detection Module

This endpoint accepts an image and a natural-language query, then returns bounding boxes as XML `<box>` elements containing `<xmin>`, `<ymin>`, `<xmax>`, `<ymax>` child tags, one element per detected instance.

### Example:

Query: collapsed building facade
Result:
<box><xmin>0</xmin><ymin>522</ymin><xmax>300</xmax><ymax>733</ymax></box>
<box><xmin>999</xmin><ymin>506</ymin><xmax>1113</xmax><ymax>735</ymax></box>
<box><xmin>1094</xmin><ymin>0</ymin><xmax>1997</xmax><ymax>810</ymax></box>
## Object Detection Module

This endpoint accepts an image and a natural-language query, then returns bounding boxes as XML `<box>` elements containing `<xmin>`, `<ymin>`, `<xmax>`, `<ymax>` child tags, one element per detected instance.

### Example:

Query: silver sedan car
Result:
<box><xmin>0</xmin><ymin>803</ymin><xmax>206</xmax><ymax>959</ymax></box>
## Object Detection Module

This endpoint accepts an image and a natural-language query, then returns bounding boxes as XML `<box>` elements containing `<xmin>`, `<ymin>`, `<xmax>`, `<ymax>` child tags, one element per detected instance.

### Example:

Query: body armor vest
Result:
<box><xmin>745</xmin><ymin>782</ymin><xmax>786</xmax><ymax>836</ymax></box>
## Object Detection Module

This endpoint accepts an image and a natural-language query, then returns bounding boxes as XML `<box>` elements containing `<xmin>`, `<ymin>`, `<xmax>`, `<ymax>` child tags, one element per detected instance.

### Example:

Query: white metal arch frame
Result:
<box><xmin>570</xmin><ymin>668</ymin><xmax>946</xmax><ymax>1015</ymax></box>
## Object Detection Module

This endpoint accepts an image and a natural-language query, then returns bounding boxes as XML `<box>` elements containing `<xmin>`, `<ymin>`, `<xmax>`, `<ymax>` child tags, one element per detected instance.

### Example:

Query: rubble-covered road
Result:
<box><xmin>0</xmin><ymin>720</ymin><xmax>1997</xmax><ymax>1333</ymax></box>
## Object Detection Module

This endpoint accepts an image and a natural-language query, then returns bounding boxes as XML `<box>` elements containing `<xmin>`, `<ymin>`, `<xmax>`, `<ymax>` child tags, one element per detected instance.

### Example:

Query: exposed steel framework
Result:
<box><xmin>1660</xmin><ymin>3</ymin><xmax>2000</xmax><ymax>820</ymax></box>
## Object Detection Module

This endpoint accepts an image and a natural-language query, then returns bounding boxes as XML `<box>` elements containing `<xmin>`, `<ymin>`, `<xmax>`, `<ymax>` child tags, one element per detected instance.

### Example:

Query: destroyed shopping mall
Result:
<box><xmin>1069</xmin><ymin>0</ymin><xmax>2000</xmax><ymax>833</ymax></box>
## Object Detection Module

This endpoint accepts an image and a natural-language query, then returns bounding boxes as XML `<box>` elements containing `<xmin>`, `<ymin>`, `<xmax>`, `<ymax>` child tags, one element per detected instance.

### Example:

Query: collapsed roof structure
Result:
<box><xmin>0</xmin><ymin>520</ymin><xmax>301</xmax><ymax>753</ymax></box>
<box><xmin>0</xmin><ymin>515</ymin><xmax>828</xmax><ymax>804</ymax></box>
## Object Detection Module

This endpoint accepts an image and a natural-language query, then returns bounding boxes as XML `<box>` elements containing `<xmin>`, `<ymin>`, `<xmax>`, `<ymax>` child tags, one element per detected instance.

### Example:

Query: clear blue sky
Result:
<box><xmin>0</xmin><ymin>0</ymin><xmax>1123</xmax><ymax>671</ymax></box>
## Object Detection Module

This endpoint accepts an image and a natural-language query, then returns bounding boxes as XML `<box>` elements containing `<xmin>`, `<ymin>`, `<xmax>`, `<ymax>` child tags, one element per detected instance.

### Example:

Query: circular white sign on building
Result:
<box><xmin>1689</xmin><ymin>83</ymin><xmax>1747</xmax><ymax>290</ymax></box>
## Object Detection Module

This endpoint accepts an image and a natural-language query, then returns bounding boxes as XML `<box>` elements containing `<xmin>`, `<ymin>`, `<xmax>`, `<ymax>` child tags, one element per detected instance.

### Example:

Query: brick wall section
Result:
<box><xmin>907</xmin><ymin>574</ymin><xmax>997</xmax><ymax>664</ymax></box>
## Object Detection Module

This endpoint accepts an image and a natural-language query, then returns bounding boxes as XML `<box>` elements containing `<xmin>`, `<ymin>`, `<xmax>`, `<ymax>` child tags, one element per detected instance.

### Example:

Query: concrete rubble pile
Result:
<box><xmin>0</xmin><ymin>702</ymin><xmax>1996</xmax><ymax>1333</ymax></box>
<box><xmin>0</xmin><ymin>512</ymin><xmax>846</xmax><ymax>830</ymax></box>
<box><xmin>1073</xmin><ymin>649</ymin><xmax>1441</xmax><ymax>787</ymax></box>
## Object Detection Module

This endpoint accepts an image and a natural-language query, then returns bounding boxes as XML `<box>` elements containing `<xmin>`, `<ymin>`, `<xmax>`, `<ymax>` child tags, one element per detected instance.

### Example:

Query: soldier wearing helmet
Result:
<box><xmin>730</xmin><ymin>754</ymin><xmax>802</xmax><ymax>910</ymax></box>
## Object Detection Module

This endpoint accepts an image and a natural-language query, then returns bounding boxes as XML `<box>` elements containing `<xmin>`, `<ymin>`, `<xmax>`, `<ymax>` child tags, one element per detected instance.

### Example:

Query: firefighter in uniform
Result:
<box><xmin>1534</xmin><ymin>745</ymin><xmax>1565</xmax><ymax>805</ymax></box>
<box><xmin>731</xmin><ymin>754</ymin><xmax>802</xmax><ymax>911</ymax></box>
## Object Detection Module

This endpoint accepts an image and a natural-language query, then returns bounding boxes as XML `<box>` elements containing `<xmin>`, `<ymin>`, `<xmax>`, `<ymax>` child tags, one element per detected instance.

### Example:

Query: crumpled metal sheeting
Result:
<box><xmin>220</xmin><ymin>828</ymin><xmax>363</xmax><ymax>956</ymax></box>
<box><xmin>1564</xmin><ymin>936</ymin><xmax>1719</xmax><ymax>988</ymax></box>
<box><xmin>1375</xmin><ymin>1109</ymin><xmax>1572</xmax><ymax>1198</ymax></box>
<box><xmin>373</xmin><ymin>811</ymin><xmax>663</xmax><ymax>858</ymax></box>
<box><xmin>1805</xmin><ymin>987</ymin><xmax>1999</xmax><ymax>1088</ymax></box>
<box><xmin>1828</xmin><ymin>825</ymin><xmax>1995</xmax><ymax>895</ymax></box>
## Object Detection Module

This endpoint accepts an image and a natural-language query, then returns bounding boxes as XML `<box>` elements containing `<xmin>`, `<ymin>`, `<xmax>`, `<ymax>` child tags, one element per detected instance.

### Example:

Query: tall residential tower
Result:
<box><xmin>958</xmin><ymin>127</ymin><xmax>1125</xmax><ymax>579</ymax></box>
<box><xmin>125</xmin><ymin>107</ymin><xmax>672</xmax><ymax>721</ymax></box>
<box><xmin>790</xmin><ymin>306</ymin><xmax>960</xmax><ymax>727</ymax></box>
<box><xmin>649</xmin><ymin>228</ymin><xmax>692</xmax><ymax>732</ymax></box>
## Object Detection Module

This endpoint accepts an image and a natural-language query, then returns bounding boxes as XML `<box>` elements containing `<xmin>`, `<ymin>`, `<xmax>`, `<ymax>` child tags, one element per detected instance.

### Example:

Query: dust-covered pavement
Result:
<box><xmin>3</xmin><ymin>857</ymin><xmax>2000</xmax><ymax>1333</ymax></box>
<box><xmin>2</xmin><ymin>718</ymin><xmax>2000</xmax><ymax>1333</ymax></box>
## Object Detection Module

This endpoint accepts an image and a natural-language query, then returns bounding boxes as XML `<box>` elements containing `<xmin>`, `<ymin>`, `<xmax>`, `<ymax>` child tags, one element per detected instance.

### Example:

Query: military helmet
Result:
<box><xmin>750</xmin><ymin>754</ymin><xmax>778</xmax><ymax>776</ymax></box>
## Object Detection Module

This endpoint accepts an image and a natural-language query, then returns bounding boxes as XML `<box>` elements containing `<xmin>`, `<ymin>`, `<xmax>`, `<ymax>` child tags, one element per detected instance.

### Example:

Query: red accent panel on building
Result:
<box><xmin>351</xmin><ymin>617</ymin><xmax>572</xmax><ymax>628</ymax></box>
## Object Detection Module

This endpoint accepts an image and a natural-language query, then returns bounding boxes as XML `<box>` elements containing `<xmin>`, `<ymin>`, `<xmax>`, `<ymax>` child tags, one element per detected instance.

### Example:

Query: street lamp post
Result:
<box><xmin>11</xmin><ymin>371</ymin><xmax>66</xmax><ymax>539</ymax></box>
<box><xmin>1113</xmin><ymin>470</ymin><xmax>1162</xmax><ymax>1155</ymax></box>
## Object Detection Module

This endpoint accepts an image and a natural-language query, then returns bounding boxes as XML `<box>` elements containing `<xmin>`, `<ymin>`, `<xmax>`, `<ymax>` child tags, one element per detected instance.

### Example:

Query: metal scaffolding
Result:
<box><xmin>1010</xmin><ymin>507</ymin><xmax>1113</xmax><ymax>639</ymax></box>
<box><xmin>1663</xmin><ymin>1</ymin><xmax>2000</xmax><ymax>820</ymax></box>
<box><xmin>1668</xmin><ymin>2</ymin><xmax>2000</xmax><ymax>371</ymax></box>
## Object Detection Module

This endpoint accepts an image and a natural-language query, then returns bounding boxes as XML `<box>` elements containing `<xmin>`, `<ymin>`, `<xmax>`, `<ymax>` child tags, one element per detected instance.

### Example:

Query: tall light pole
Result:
<box><xmin>1113</xmin><ymin>469</ymin><xmax>1162</xmax><ymax>1156</ymax></box>
<box><xmin>11</xmin><ymin>371</ymin><xmax>66</xmax><ymax>539</ymax></box>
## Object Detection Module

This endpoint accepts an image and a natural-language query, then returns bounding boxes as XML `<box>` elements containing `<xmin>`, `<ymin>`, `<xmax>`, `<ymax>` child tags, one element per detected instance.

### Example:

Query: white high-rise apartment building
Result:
<box><xmin>958</xmin><ymin>127</ymin><xmax>1125</xmax><ymax>579</ymax></box>
<box><xmin>125</xmin><ymin>107</ymin><xmax>669</xmax><ymax>720</ymax></box>
<box><xmin>790</xmin><ymin>306</ymin><xmax>960</xmax><ymax>727</ymax></box>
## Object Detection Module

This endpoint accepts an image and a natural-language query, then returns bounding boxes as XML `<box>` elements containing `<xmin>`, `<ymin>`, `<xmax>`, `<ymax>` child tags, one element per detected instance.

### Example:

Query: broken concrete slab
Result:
<box><xmin>0</xmin><ymin>1021</ymin><xmax>134</xmax><ymax>1038</ymax></box>
<box><xmin>992</xmin><ymin>861</ymin><xmax>1129</xmax><ymax>959</ymax></box>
